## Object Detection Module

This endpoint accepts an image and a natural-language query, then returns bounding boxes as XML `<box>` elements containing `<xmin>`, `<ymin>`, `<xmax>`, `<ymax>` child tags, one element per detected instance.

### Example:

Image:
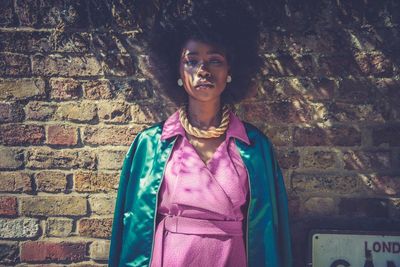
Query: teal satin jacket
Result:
<box><xmin>109</xmin><ymin>121</ymin><xmax>292</xmax><ymax>267</ymax></box>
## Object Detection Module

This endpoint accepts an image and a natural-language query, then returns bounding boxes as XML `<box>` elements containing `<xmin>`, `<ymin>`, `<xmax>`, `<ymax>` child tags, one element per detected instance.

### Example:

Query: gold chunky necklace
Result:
<box><xmin>178</xmin><ymin>105</ymin><xmax>230</xmax><ymax>138</ymax></box>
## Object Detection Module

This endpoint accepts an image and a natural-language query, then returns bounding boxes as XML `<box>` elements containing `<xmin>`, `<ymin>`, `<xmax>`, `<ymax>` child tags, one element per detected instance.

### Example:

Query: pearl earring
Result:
<box><xmin>226</xmin><ymin>75</ymin><xmax>232</xmax><ymax>83</ymax></box>
<box><xmin>177</xmin><ymin>78</ymin><xmax>183</xmax><ymax>86</ymax></box>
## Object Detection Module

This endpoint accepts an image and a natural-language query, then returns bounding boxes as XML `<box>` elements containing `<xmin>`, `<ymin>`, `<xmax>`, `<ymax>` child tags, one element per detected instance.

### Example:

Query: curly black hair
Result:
<box><xmin>146</xmin><ymin>2</ymin><xmax>262</xmax><ymax>105</ymax></box>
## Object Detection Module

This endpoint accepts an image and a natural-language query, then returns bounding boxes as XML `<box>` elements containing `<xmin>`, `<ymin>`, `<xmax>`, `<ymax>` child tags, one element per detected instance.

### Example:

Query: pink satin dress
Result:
<box><xmin>150</xmin><ymin>111</ymin><xmax>250</xmax><ymax>267</ymax></box>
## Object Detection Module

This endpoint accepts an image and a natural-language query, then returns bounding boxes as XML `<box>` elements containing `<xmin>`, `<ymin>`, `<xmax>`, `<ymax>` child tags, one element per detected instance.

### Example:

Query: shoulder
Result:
<box><xmin>136</xmin><ymin>121</ymin><xmax>166</xmax><ymax>140</ymax></box>
<box><xmin>241</xmin><ymin>121</ymin><xmax>273</xmax><ymax>148</ymax></box>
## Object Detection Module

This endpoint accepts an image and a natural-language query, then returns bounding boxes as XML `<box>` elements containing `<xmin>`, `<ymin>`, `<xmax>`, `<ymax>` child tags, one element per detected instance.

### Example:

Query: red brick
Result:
<box><xmin>361</xmin><ymin>174</ymin><xmax>400</xmax><ymax>196</ymax></box>
<box><xmin>82</xmin><ymin>80</ymin><xmax>113</xmax><ymax>100</ymax></box>
<box><xmin>46</xmin><ymin>125</ymin><xmax>79</xmax><ymax>146</ymax></box>
<box><xmin>264</xmin><ymin>54</ymin><xmax>314</xmax><ymax>76</ymax></box>
<box><xmin>276</xmin><ymin>149</ymin><xmax>300</xmax><ymax>169</ymax></box>
<box><xmin>0</xmin><ymin>241</ymin><xmax>18</xmax><ymax>264</ymax></box>
<box><xmin>293</xmin><ymin>125</ymin><xmax>361</xmax><ymax>146</ymax></box>
<box><xmin>32</xmin><ymin>54</ymin><xmax>103</xmax><ymax>77</ymax></box>
<box><xmin>15</xmin><ymin>0</ymin><xmax>89</xmax><ymax>28</ymax></box>
<box><xmin>0</xmin><ymin>196</ymin><xmax>17</xmax><ymax>216</ymax></box>
<box><xmin>25</xmin><ymin>101</ymin><xmax>57</xmax><ymax>121</ymax></box>
<box><xmin>102</xmin><ymin>54</ymin><xmax>135</xmax><ymax>76</ymax></box>
<box><xmin>115</xmin><ymin>80</ymin><xmax>153</xmax><ymax>101</ymax></box>
<box><xmin>318</xmin><ymin>54</ymin><xmax>362</xmax><ymax>76</ymax></box>
<box><xmin>0</xmin><ymin>124</ymin><xmax>45</xmax><ymax>145</ymax></box>
<box><xmin>50</xmin><ymin>78</ymin><xmax>81</xmax><ymax>100</ymax></box>
<box><xmin>0</xmin><ymin>31</ymin><xmax>51</xmax><ymax>53</ymax></box>
<box><xmin>265</xmin><ymin>77</ymin><xmax>335</xmax><ymax>102</ymax></box>
<box><xmin>291</xmin><ymin>173</ymin><xmax>360</xmax><ymax>194</ymax></box>
<box><xmin>82</xmin><ymin>125</ymin><xmax>141</xmax><ymax>146</ymax></box>
<box><xmin>338</xmin><ymin>198</ymin><xmax>389</xmax><ymax>218</ymax></box>
<box><xmin>355</xmin><ymin>52</ymin><xmax>393</xmax><ymax>76</ymax></box>
<box><xmin>20</xmin><ymin>241</ymin><xmax>86</xmax><ymax>262</ymax></box>
<box><xmin>0</xmin><ymin>172</ymin><xmax>32</xmax><ymax>192</ymax></box>
<box><xmin>325</xmin><ymin>102</ymin><xmax>385</xmax><ymax>122</ymax></box>
<box><xmin>35</xmin><ymin>171</ymin><xmax>67</xmax><ymax>193</ymax></box>
<box><xmin>0</xmin><ymin>102</ymin><xmax>24</xmax><ymax>123</ymax></box>
<box><xmin>0</xmin><ymin>53</ymin><xmax>30</xmax><ymax>76</ymax></box>
<box><xmin>343</xmin><ymin>150</ymin><xmax>391</xmax><ymax>171</ymax></box>
<box><xmin>372</xmin><ymin>125</ymin><xmax>400</xmax><ymax>146</ymax></box>
<box><xmin>239</xmin><ymin>101</ymin><xmax>313</xmax><ymax>124</ymax></box>
<box><xmin>302</xmin><ymin>150</ymin><xmax>338</xmax><ymax>169</ymax></box>
<box><xmin>336</xmin><ymin>78</ymin><xmax>375</xmax><ymax>104</ymax></box>
<box><xmin>74</xmin><ymin>171</ymin><xmax>119</xmax><ymax>192</ymax></box>
<box><xmin>78</xmin><ymin>218</ymin><xmax>113</xmax><ymax>238</ymax></box>
<box><xmin>26</xmin><ymin>147</ymin><xmax>96</xmax><ymax>170</ymax></box>
<box><xmin>0</xmin><ymin>0</ymin><xmax>16</xmax><ymax>27</ymax></box>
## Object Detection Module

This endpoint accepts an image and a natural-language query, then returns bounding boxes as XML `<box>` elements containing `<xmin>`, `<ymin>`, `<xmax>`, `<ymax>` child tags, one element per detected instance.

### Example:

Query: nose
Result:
<box><xmin>197</xmin><ymin>62</ymin><xmax>211</xmax><ymax>77</ymax></box>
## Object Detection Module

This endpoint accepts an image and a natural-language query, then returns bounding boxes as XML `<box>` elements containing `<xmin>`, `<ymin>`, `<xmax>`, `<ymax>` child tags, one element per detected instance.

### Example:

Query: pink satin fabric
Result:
<box><xmin>149</xmin><ymin>111</ymin><xmax>250</xmax><ymax>267</ymax></box>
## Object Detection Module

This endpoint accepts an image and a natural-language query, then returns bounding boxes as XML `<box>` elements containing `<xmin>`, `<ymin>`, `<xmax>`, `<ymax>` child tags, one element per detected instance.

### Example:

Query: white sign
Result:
<box><xmin>311</xmin><ymin>231</ymin><xmax>400</xmax><ymax>267</ymax></box>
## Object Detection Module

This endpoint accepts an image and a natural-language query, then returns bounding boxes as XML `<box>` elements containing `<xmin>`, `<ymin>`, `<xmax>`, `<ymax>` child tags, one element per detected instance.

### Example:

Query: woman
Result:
<box><xmin>109</xmin><ymin>9</ymin><xmax>292</xmax><ymax>267</ymax></box>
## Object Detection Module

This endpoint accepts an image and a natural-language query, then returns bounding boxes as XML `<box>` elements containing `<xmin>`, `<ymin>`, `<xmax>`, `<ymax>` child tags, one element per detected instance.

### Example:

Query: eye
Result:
<box><xmin>184</xmin><ymin>59</ymin><xmax>198</xmax><ymax>66</ymax></box>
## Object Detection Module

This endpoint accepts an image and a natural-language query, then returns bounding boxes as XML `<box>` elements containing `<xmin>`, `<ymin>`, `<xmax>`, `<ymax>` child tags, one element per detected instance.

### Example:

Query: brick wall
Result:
<box><xmin>0</xmin><ymin>0</ymin><xmax>399</xmax><ymax>266</ymax></box>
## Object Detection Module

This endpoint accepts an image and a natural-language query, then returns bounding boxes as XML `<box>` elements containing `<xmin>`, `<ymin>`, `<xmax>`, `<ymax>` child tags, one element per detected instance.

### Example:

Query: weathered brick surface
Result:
<box><xmin>0</xmin><ymin>241</ymin><xmax>19</xmax><ymax>265</ymax></box>
<box><xmin>50</xmin><ymin>78</ymin><xmax>81</xmax><ymax>100</ymax></box>
<box><xmin>0</xmin><ymin>147</ymin><xmax>24</xmax><ymax>170</ymax></box>
<box><xmin>82</xmin><ymin>80</ymin><xmax>114</xmax><ymax>100</ymax></box>
<box><xmin>0</xmin><ymin>102</ymin><xmax>24</xmax><ymax>123</ymax></box>
<box><xmin>26</xmin><ymin>147</ymin><xmax>96</xmax><ymax>170</ymax></box>
<box><xmin>89</xmin><ymin>240</ymin><xmax>110</xmax><ymax>261</ymax></box>
<box><xmin>0</xmin><ymin>172</ymin><xmax>32</xmax><ymax>192</ymax></box>
<box><xmin>291</xmin><ymin>173</ymin><xmax>360</xmax><ymax>194</ymax></box>
<box><xmin>97</xmin><ymin>150</ymin><xmax>126</xmax><ymax>170</ymax></box>
<box><xmin>46</xmin><ymin>218</ymin><xmax>73</xmax><ymax>237</ymax></box>
<box><xmin>98</xmin><ymin>102</ymin><xmax>131</xmax><ymax>123</ymax></box>
<box><xmin>78</xmin><ymin>218</ymin><xmax>113</xmax><ymax>238</ymax></box>
<box><xmin>55</xmin><ymin>102</ymin><xmax>97</xmax><ymax>122</ymax></box>
<box><xmin>82</xmin><ymin>126</ymin><xmax>139</xmax><ymax>146</ymax></box>
<box><xmin>276</xmin><ymin>149</ymin><xmax>300</xmax><ymax>169</ymax></box>
<box><xmin>0</xmin><ymin>196</ymin><xmax>17</xmax><ymax>216</ymax></box>
<box><xmin>89</xmin><ymin>194</ymin><xmax>116</xmax><ymax>215</ymax></box>
<box><xmin>355</xmin><ymin>52</ymin><xmax>393</xmax><ymax>76</ymax></box>
<box><xmin>35</xmin><ymin>171</ymin><xmax>67</xmax><ymax>192</ymax></box>
<box><xmin>74</xmin><ymin>171</ymin><xmax>119</xmax><ymax>192</ymax></box>
<box><xmin>343</xmin><ymin>150</ymin><xmax>391</xmax><ymax>170</ymax></box>
<box><xmin>302</xmin><ymin>150</ymin><xmax>338</xmax><ymax>169</ymax></box>
<box><xmin>46</xmin><ymin>124</ymin><xmax>79</xmax><ymax>146</ymax></box>
<box><xmin>0</xmin><ymin>218</ymin><xmax>39</xmax><ymax>238</ymax></box>
<box><xmin>372</xmin><ymin>125</ymin><xmax>400</xmax><ymax>146</ymax></box>
<box><xmin>25</xmin><ymin>101</ymin><xmax>57</xmax><ymax>121</ymax></box>
<box><xmin>0</xmin><ymin>124</ymin><xmax>45</xmax><ymax>145</ymax></box>
<box><xmin>20</xmin><ymin>196</ymin><xmax>87</xmax><ymax>216</ymax></box>
<box><xmin>0</xmin><ymin>53</ymin><xmax>31</xmax><ymax>76</ymax></box>
<box><xmin>32</xmin><ymin>55</ymin><xmax>103</xmax><ymax>77</ymax></box>
<box><xmin>325</xmin><ymin>103</ymin><xmax>385</xmax><ymax>122</ymax></box>
<box><xmin>360</xmin><ymin>174</ymin><xmax>400</xmax><ymax>196</ymax></box>
<box><xmin>338</xmin><ymin>198</ymin><xmax>389</xmax><ymax>218</ymax></box>
<box><xmin>20</xmin><ymin>241</ymin><xmax>86</xmax><ymax>263</ymax></box>
<box><xmin>293</xmin><ymin>125</ymin><xmax>361</xmax><ymax>146</ymax></box>
<box><xmin>0</xmin><ymin>78</ymin><xmax>45</xmax><ymax>100</ymax></box>
<box><xmin>303</xmin><ymin>197</ymin><xmax>337</xmax><ymax>216</ymax></box>
<box><xmin>262</xmin><ymin>126</ymin><xmax>291</xmax><ymax>147</ymax></box>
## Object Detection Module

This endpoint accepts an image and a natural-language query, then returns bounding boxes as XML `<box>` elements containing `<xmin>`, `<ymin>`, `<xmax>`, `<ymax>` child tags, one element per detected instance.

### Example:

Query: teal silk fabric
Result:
<box><xmin>109</xmin><ymin>121</ymin><xmax>292</xmax><ymax>267</ymax></box>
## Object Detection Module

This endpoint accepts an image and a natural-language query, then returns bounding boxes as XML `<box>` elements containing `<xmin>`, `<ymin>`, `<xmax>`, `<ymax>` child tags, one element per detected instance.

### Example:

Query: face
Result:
<box><xmin>179</xmin><ymin>39</ymin><xmax>230</xmax><ymax>103</ymax></box>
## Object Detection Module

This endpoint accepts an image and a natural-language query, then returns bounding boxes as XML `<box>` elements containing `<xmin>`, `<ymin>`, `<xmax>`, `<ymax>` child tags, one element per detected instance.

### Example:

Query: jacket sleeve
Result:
<box><xmin>271</xmin><ymin>145</ymin><xmax>293</xmax><ymax>267</ymax></box>
<box><xmin>108</xmin><ymin>133</ymin><xmax>142</xmax><ymax>267</ymax></box>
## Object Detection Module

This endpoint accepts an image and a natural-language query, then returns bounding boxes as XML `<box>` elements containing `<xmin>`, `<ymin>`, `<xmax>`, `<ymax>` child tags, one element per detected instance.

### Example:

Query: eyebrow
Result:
<box><xmin>184</xmin><ymin>50</ymin><xmax>225</xmax><ymax>56</ymax></box>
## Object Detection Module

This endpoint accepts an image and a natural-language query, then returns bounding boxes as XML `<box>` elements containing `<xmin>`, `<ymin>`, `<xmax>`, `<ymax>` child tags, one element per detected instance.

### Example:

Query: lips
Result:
<box><xmin>195</xmin><ymin>83</ymin><xmax>214</xmax><ymax>89</ymax></box>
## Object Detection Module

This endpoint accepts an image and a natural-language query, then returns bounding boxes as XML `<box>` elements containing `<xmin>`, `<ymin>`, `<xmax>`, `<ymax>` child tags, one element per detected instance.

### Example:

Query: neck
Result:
<box><xmin>187</xmin><ymin>98</ymin><xmax>222</xmax><ymax>129</ymax></box>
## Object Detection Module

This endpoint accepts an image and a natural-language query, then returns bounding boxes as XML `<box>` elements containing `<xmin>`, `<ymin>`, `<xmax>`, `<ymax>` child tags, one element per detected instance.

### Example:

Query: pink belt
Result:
<box><xmin>164</xmin><ymin>215</ymin><xmax>243</xmax><ymax>236</ymax></box>
<box><xmin>150</xmin><ymin>215</ymin><xmax>244</xmax><ymax>266</ymax></box>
